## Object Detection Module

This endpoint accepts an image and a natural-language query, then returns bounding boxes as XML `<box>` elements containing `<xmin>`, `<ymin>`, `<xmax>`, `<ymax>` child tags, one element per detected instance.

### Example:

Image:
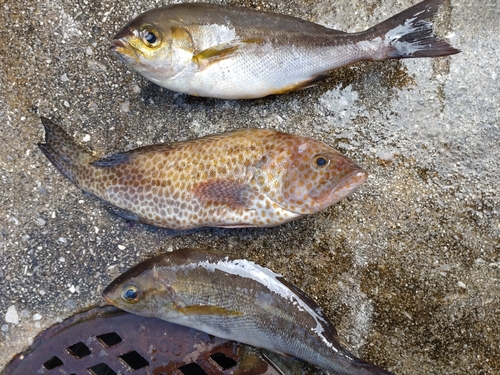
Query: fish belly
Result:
<box><xmin>98</xmin><ymin>184</ymin><xmax>300</xmax><ymax>229</ymax></box>
<box><xmin>161</xmin><ymin>42</ymin><xmax>358</xmax><ymax>99</ymax></box>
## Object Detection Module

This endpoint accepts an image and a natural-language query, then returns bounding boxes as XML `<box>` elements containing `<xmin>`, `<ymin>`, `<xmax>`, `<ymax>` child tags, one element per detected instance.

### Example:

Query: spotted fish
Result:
<box><xmin>111</xmin><ymin>0</ymin><xmax>459</xmax><ymax>99</ymax></box>
<box><xmin>37</xmin><ymin>118</ymin><xmax>367</xmax><ymax>230</ymax></box>
<box><xmin>103</xmin><ymin>248</ymin><xmax>394</xmax><ymax>374</ymax></box>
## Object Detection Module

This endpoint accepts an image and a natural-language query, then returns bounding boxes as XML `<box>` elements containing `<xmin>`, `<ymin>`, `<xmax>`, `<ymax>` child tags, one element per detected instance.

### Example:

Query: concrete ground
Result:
<box><xmin>1</xmin><ymin>0</ymin><xmax>498</xmax><ymax>374</ymax></box>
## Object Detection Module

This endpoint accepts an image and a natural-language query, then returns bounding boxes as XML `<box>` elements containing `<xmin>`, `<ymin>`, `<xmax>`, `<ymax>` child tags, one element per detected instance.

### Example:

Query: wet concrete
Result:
<box><xmin>0</xmin><ymin>0</ymin><xmax>498</xmax><ymax>374</ymax></box>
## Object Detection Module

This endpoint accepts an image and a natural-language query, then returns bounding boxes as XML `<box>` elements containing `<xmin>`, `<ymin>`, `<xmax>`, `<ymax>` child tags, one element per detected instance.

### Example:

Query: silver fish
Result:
<box><xmin>111</xmin><ymin>0</ymin><xmax>459</xmax><ymax>99</ymax></box>
<box><xmin>103</xmin><ymin>248</ymin><xmax>394</xmax><ymax>375</ymax></box>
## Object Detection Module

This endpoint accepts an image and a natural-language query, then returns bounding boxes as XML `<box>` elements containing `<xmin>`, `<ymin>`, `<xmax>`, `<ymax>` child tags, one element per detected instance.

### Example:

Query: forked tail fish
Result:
<box><xmin>111</xmin><ymin>0</ymin><xmax>459</xmax><ymax>99</ymax></box>
<box><xmin>103</xmin><ymin>248</ymin><xmax>394</xmax><ymax>375</ymax></box>
<box><xmin>38</xmin><ymin>117</ymin><xmax>367</xmax><ymax>230</ymax></box>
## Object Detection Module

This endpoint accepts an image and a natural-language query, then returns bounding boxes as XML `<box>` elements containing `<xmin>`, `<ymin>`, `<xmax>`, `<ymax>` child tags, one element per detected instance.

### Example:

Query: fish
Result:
<box><xmin>111</xmin><ymin>0</ymin><xmax>459</xmax><ymax>99</ymax></box>
<box><xmin>103</xmin><ymin>248</ymin><xmax>395</xmax><ymax>375</ymax></box>
<box><xmin>37</xmin><ymin>117</ymin><xmax>367</xmax><ymax>230</ymax></box>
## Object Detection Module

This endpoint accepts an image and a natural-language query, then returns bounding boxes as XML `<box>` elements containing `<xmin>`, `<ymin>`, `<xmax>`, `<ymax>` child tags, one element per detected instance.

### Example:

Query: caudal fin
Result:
<box><xmin>367</xmin><ymin>0</ymin><xmax>460</xmax><ymax>59</ymax></box>
<box><xmin>38</xmin><ymin>117</ymin><xmax>94</xmax><ymax>186</ymax></box>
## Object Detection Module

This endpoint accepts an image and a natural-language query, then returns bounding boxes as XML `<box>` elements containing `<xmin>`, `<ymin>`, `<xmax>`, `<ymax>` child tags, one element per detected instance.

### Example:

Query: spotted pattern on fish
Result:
<box><xmin>38</xmin><ymin>117</ymin><xmax>367</xmax><ymax>230</ymax></box>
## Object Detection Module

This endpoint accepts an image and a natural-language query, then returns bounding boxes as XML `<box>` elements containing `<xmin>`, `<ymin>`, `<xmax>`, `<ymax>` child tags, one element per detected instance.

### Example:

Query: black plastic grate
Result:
<box><xmin>88</xmin><ymin>363</ymin><xmax>117</xmax><ymax>375</ymax></box>
<box><xmin>43</xmin><ymin>355</ymin><xmax>63</xmax><ymax>370</ymax></box>
<box><xmin>96</xmin><ymin>332</ymin><xmax>122</xmax><ymax>347</ymax></box>
<box><xmin>67</xmin><ymin>341</ymin><xmax>91</xmax><ymax>358</ymax></box>
<box><xmin>210</xmin><ymin>352</ymin><xmax>237</xmax><ymax>369</ymax></box>
<box><xmin>3</xmin><ymin>306</ymin><xmax>299</xmax><ymax>375</ymax></box>
<box><xmin>119</xmin><ymin>350</ymin><xmax>149</xmax><ymax>370</ymax></box>
<box><xmin>179</xmin><ymin>362</ymin><xmax>209</xmax><ymax>375</ymax></box>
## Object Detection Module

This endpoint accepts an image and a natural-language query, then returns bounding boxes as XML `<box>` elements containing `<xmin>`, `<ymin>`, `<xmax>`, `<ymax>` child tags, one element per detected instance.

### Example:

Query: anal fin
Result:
<box><xmin>103</xmin><ymin>203</ymin><xmax>142</xmax><ymax>223</ymax></box>
<box><xmin>101</xmin><ymin>200</ymin><xmax>201</xmax><ymax>236</ymax></box>
<box><xmin>271</xmin><ymin>74</ymin><xmax>329</xmax><ymax>95</ymax></box>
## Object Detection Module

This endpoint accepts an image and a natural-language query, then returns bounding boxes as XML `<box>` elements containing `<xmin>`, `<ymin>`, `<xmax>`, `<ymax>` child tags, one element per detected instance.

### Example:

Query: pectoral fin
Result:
<box><xmin>193</xmin><ymin>39</ymin><xmax>264</xmax><ymax>69</ymax></box>
<box><xmin>192</xmin><ymin>179</ymin><xmax>259</xmax><ymax>209</ymax></box>
<box><xmin>177</xmin><ymin>305</ymin><xmax>242</xmax><ymax>316</ymax></box>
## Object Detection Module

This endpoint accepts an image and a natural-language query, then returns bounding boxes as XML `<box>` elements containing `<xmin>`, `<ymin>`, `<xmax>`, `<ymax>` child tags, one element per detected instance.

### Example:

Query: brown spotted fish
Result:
<box><xmin>111</xmin><ymin>0</ymin><xmax>459</xmax><ymax>99</ymax></box>
<box><xmin>38</xmin><ymin>118</ymin><xmax>367</xmax><ymax>230</ymax></box>
<box><xmin>103</xmin><ymin>248</ymin><xmax>394</xmax><ymax>374</ymax></box>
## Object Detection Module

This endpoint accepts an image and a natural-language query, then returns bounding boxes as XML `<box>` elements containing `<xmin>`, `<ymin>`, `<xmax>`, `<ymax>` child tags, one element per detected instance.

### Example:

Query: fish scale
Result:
<box><xmin>38</xmin><ymin>117</ymin><xmax>367</xmax><ymax>230</ymax></box>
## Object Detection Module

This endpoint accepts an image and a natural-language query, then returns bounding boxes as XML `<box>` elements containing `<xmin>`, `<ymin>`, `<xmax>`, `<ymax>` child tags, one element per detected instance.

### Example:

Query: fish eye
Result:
<box><xmin>142</xmin><ymin>29</ymin><xmax>159</xmax><ymax>47</ymax></box>
<box><xmin>121</xmin><ymin>285</ymin><xmax>140</xmax><ymax>303</ymax></box>
<box><xmin>313</xmin><ymin>155</ymin><xmax>329</xmax><ymax>168</ymax></box>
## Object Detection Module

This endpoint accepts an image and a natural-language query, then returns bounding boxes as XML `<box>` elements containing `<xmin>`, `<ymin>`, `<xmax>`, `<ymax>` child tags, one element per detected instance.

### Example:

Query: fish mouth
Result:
<box><xmin>110</xmin><ymin>27</ymin><xmax>135</xmax><ymax>52</ymax></box>
<box><xmin>110</xmin><ymin>38</ymin><xmax>129</xmax><ymax>54</ymax></box>
<box><xmin>110</xmin><ymin>38</ymin><xmax>126</xmax><ymax>50</ymax></box>
<box><xmin>102</xmin><ymin>284</ymin><xmax>117</xmax><ymax>306</ymax></box>
<box><xmin>109</xmin><ymin>38</ymin><xmax>138</xmax><ymax>64</ymax></box>
<box><xmin>103</xmin><ymin>294</ymin><xmax>114</xmax><ymax>305</ymax></box>
<box><xmin>325</xmin><ymin>169</ymin><xmax>368</xmax><ymax>204</ymax></box>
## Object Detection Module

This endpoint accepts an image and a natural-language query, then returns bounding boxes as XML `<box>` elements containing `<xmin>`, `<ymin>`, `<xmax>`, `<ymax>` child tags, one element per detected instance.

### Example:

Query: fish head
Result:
<box><xmin>110</xmin><ymin>10</ymin><xmax>195</xmax><ymax>84</ymax></box>
<box><xmin>102</xmin><ymin>254</ymin><xmax>181</xmax><ymax>319</ymax></box>
<box><xmin>255</xmin><ymin>136</ymin><xmax>367</xmax><ymax>214</ymax></box>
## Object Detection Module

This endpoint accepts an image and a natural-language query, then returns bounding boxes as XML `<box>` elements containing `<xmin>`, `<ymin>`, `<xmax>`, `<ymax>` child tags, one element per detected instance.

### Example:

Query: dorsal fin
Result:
<box><xmin>92</xmin><ymin>152</ymin><xmax>131</xmax><ymax>167</ymax></box>
<box><xmin>92</xmin><ymin>144</ymin><xmax>176</xmax><ymax>168</ymax></box>
<box><xmin>276</xmin><ymin>276</ymin><xmax>339</xmax><ymax>340</ymax></box>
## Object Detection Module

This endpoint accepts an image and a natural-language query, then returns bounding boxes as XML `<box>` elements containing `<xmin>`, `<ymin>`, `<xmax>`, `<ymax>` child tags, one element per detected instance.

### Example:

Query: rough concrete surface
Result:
<box><xmin>0</xmin><ymin>0</ymin><xmax>498</xmax><ymax>374</ymax></box>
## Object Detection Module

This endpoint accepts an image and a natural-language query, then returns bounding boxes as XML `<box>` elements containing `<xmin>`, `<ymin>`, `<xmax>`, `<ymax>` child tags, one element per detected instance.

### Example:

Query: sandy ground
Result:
<box><xmin>1</xmin><ymin>0</ymin><xmax>499</xmax><ymax>374</ymax></box>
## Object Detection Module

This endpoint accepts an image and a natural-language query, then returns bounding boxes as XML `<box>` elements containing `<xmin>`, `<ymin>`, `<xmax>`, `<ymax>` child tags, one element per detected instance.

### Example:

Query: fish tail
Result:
<box><xmin>38</xmin><ymin>117</ymin><xmax>94</xmax><ymax>186</ymax></box>
<box><xmin>366</xmin><ymin>0</ymin><xmax>460</xmax><ymax>59</ymax></box>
